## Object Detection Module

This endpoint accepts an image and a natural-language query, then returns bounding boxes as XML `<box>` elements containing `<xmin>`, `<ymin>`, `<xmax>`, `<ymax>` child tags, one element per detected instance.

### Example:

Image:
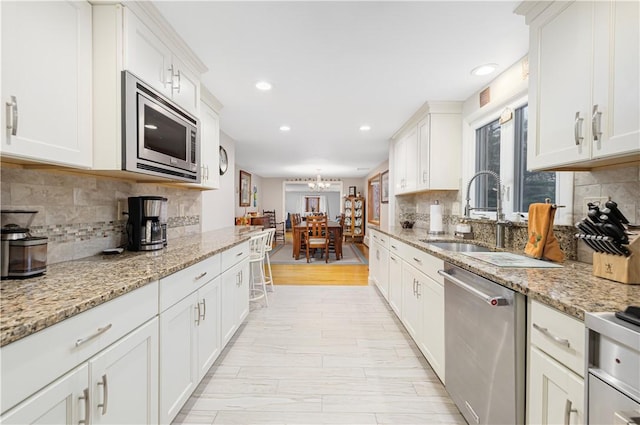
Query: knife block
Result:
<box><xmin>592</xmin><ymin>235</ymin><xmax>640</xmax><ymax>284</ymax></box>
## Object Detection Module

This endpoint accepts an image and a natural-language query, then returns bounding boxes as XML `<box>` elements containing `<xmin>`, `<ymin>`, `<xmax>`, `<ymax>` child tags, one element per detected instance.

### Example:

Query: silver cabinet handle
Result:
<box><xmin>236</xmin><ymin>251</ymin><xmax>244</xmax><ymax>257</ymax></box>
<box><xmin>592</xmin><ymin>104</ymin><xmax>602</xmax><ymax>142</ymax></box>
<box><xmin>412</xmin><ymin>278</ymin><xmax>417</xmax><ymax>296</ymax></box>
<box><xmin>423</xmin><ymin>171</ymin><xmax>427</xmax><ymax>184</ymax></box>
<box><xmin>564</xmin><ymin>399</ymin><xmax>577</xmax><ymax>425</ymax></box>
<box><xmin>413</xmin><ymin>257</ymin><xmax>422</xmax><ymax>264</ymax></box>
<box><xmin>532</xmin><ymin>323</ymin><xmax>571</xmax><ymax>348</ymax></box>
<box><xmin>6</xmin><ymin>96</ymin><xmax>17</xmax><ymax>136</ymax></box>
<box><xmin>438</xmin><ymin>270</ymin><xmax>509</xmax><ymax>306</ymax></box>
<box><xmin>376</xmin><ymin>249</ymin><xmax>380</xmax><ymax>260</ymax></box>
<box><xmin>175</xmin><ymin>69</ymin><xmax>181</xmax><ymax>93</ymax></box>
<box><xmin>165</xmin><ymin>64</ymin><xmax>174</xmax><ymax>87</ymax></box>
<box><xmin>390</xmin><ymin>245</ymin><xmax>398</xmax><ymax>250</ymax></box>
<box><xmin>75</xmin><ymin>324</ymin><xmax>112</xmax><ymax>347</ymax></box>
<box><xmin>194</xmin><ymin>271</ymin><xmax>207</xmax><ymax>281</ymax></box>
<box><xmin>79</xmin><ymin>387</ymin><xmax>90</xmax><ymax>425</ymax></box>
<box><xmin>390</xmin><ymin>256</ymin><xmax>398</xmax><ymax>263</ymax></box>
<box><xmin>574</xmin><ymin>112</ymin><xmax>584</xmax><ymax>145</ymax></box>
<box><xmin>416</xmin><ymin>281</ymin><xmax>421</xmax><ymax>298</ymax></box>
<box><xmin>97</xmin><ymin>374</ymin><xmax>108</xmax><ymax>415</ymax></box>
<box><xmin>195</xmin><ymin>303</ymin><xmax>201</xmax><ymax>325</ymax></box>
<box><xmin>200</xmin><ymin>298</ymin><xmax>206</xmax><ymax>321</ymax></box>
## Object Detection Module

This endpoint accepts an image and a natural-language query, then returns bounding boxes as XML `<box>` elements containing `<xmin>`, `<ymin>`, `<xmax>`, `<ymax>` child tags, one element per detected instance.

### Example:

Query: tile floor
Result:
<box><xmin>172</xmin><ymin>285</ymin><xmax>466</xmax><ymax>425</ymax></box>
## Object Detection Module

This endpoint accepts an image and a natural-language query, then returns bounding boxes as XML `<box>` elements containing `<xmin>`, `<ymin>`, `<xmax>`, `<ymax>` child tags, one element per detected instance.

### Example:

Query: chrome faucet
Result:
<box><xmin>464</xmin><ymin>170</ymin><xmax>509</xmax><ymax>248</ymax></box>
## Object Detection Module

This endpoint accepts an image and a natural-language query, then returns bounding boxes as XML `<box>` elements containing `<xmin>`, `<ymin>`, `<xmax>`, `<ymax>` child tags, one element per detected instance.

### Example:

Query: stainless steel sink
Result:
<box><xmin>424</xmin><ymin>241</ymin><xmax>492</xmax><ymax>252</ymax></box>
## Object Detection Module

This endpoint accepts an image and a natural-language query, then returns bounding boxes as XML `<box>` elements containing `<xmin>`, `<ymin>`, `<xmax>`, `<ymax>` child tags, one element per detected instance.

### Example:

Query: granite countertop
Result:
<box><xmin>373</xmin><ymin>226</ymin><xmax>640</xmax><ymax>321</ymax></box>
<box><xmin>0</xmin><ymin>226</ymin><xmax>262</xmax><ymax>347</ymax></box>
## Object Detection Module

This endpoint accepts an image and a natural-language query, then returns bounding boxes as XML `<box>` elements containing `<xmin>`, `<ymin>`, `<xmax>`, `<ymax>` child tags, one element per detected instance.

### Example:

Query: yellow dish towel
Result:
<box><xmin>524</xmin><ymin>203</ymin><xmax>565</xmax><ymax>263</ymax></box>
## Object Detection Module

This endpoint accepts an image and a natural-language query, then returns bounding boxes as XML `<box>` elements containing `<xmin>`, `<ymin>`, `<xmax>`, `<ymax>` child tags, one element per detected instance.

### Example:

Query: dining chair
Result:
<box><xmin>262</xmin><ymin>228</ymin><xmax>276</xmax><ymax>292</ymax></box>
<box><xmin>248</xmin><ymin>230</ymin><xmax>269</xmax><ymax>306</ymax></box>
<box><xmin>262</xmin><ymin>210</ymin><xmax>285</xmax><ymax>243</ymax></box>
<box><xmin>328</xmin><ymin>213</ymin><xmax>345</xmax><ymax>260</ymax></box>
<box><xmin>303</xmin><ymin>215</ymin><xmax>329</xmax><ymax>263</ymax></box>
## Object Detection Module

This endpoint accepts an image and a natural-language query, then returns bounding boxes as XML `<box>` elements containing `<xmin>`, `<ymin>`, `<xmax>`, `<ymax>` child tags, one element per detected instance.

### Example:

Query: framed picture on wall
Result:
<box><xmin>367</xmin><ymin>174</ymin><xmax>380</xmax><ymax>225</ymax></box>
<box><xmin>381</xmin><ymin>170</ymin><xmax>389</xmax><ymax>203</ymax></box>
<box><xmin>348</xmin><ymin>186</ymin><xmax>356</xmax><ymax>197</ymax></box>
<box><xmin>239</xmin><ymin>170</ymin><xmax>251</xmax><ymax>206</ymax></box>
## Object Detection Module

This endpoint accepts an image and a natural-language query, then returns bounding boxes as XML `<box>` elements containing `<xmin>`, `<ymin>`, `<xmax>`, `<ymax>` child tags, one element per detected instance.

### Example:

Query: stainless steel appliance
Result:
<box><xmin>122</xmin><ymin>71</ymin><xmax>200</xmax><ymax>182</ymax></box>
<box><xmin>586</xmin><ymin>311</ymin><xmax>640</xmax><ymax>425</ymax></box>
<box><xmin>126</xmin><ymin>196</ymin><xmax>167</xmax><ymax>251</ymax></box>
<box><xmin>1</xmin><ymin>211</ymin><xmax>47</xmax><ymax>279</ymax></box>
<box><xmin>438</xmin><ymin>263</ymin><xmax>526</xmax><ymax>424</ymax></box>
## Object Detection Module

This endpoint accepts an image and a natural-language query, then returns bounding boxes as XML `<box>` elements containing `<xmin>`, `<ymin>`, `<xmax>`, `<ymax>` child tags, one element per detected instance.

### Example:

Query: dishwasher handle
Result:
<box><xmin>438</xmin><ymin>269</ymin><xmax>509</xmax><ymax>307</ymax></box>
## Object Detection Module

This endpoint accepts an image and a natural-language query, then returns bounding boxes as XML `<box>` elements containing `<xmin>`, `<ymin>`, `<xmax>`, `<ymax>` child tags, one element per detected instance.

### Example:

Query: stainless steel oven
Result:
<box><xmin>585</xmin><ymin>312</ymin><xmax>640</xmax><ymax>425</ymax></box>
<box><xmin>122</xmin><ymin>71</ymin><xmax>200</xmax><ymax>182</ymax></box>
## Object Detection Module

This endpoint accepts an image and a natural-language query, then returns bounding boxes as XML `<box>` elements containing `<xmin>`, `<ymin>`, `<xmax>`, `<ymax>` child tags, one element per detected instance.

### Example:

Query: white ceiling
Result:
<box><xmin>153</xmin><ymin>1</ymin><xmax>529</xmax><ymax>179</ymax></box>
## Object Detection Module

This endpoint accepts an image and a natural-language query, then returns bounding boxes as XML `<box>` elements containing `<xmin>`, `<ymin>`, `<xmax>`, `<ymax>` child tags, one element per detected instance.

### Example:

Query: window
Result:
<box><xmin>475</xmin><ymin>119</ymin><xmax>501</xmax><ymax>210</ymax></box>
<box><xmin>470</xmin><ymin>102</ymin><xmax>567</xmax><ymax>221</ymax></box>
<box><xmin>513</xmin><ymin>105</ymin><xmax>556</xmax><ymax>212</ymax></box>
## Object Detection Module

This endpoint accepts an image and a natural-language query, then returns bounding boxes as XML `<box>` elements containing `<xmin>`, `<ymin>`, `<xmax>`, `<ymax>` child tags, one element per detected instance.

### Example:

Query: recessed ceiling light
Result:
<box><xmin>279</xmin><ymin>125</ymin><xmax>290</xmax><ymax>132</ymax></box>
<box><xmin>255</xmin><ymin>81</ymin><xmax>272</xmax><ymax>91</ymax></box>
<box><xmin>471</xmin><ymin>64</ymin><xmax>498</xmax><ymax>76</ymax></box>
<box><xmin>359</xmin><ymin>125</ymin><xmax>371</xmax><ymax>131</ymax></box>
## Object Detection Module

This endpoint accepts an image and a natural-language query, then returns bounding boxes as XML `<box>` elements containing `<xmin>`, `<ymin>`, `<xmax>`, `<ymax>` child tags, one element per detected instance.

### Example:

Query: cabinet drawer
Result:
<box><xmin>370</xmin><ymin>230</ymin><xmax>389</xmax><ymax>249</ymax></box>
<box><xmin>399</xmin><ymin>243</ymin><xmax>444</xmax><ymax>283</ymax></box>
<box><xmin>530</xmin><ymin>300</ymin><xmax>585</xmax><ymax>377</ymax></box>
<box><xmin>159</xmin><ymin>254</ymin><xmax>221</xmax><ymax>312</ymax></box>
<box><xmin>221</xmin><ymin>241</ymin><xmax>249</xmax><ymax>272</ymax></box>
<box><xmin>0</xmin><ymin>282</ymin><xmax>158</xmax><ymax>414</ymax></box>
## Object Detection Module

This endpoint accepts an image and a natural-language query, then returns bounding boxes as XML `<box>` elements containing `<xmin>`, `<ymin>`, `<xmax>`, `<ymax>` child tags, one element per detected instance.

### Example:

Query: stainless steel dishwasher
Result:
<box><xmin>438</xmin><ymin>263</ymin><xmax>526</xmax><ymax>425</ymax></box>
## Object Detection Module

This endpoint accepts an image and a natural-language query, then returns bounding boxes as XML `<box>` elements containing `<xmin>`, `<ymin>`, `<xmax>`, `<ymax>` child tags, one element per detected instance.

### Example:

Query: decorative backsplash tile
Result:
<box><xmin>1</xmin><ymin>164</ymin><xmax>202</xmax><ymax>264</ymax></box>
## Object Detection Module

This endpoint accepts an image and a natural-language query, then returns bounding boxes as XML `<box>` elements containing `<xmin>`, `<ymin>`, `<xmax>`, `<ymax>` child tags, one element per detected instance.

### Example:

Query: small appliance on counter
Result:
<box><xmin>125</xmin><ymin>196</ymin><xmax>168</xmax><ymax>251</ymax></box>
<box><xmin>1</xmin><ymin>210</ymin><xmax>48</xmax><ymax>279</ymax></box>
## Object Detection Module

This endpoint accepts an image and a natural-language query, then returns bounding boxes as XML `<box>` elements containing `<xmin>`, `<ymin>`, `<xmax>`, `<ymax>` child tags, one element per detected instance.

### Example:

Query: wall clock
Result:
<box><xmin>219</xmin><ymin>146</ymin><xmax>228</xmax><ymax>175</ymax></box>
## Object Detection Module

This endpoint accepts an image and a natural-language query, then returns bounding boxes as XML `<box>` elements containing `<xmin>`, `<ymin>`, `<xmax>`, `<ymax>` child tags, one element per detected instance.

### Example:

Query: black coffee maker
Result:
<box><xmin>126</xmin><ymin>196</ymin><xmax>167</xmax><ymax>251</ymax></box>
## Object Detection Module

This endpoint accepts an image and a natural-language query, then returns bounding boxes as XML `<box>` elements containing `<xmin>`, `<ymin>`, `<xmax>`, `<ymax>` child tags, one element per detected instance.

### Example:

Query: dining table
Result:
<box><xmin>292</xmin><ymin>220</ymin><xmax>343</xmax><ymax>260</ymax></box>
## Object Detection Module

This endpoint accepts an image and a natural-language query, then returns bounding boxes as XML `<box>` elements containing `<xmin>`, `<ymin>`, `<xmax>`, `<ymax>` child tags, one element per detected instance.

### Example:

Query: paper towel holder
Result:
<box><xmin>428</xmin><ymin>200</ymin><xmax>445</xmax><ymax>235</ymax></box>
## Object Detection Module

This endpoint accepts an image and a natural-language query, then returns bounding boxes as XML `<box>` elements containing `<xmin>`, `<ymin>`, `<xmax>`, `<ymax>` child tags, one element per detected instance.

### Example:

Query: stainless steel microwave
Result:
<box><xmin>122</xmin><ymin>71</ymin><xmax>200</xmax><ymax>182</ymax></box>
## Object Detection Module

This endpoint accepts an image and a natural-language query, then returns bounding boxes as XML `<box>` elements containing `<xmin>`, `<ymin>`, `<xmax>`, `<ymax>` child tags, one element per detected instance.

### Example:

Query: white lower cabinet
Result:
<box><xmin>221</xmin><ymin>259</ymin><xmax>250</xmax><ymax>347</ymax></box>
<box><xmin>388</xmin><ymin>252</ymin><xmax>402</xmax><ymax>316</ymax></box>
<box><xmin>1</xmin><ymin>318</ymin><xmax>158</xmax><ymax>425</ymax></box>
<box><xmin>528</xmin><ymin>347</ymin><xmax>584</xmax><ymax>425</ymax></box>
<box><xmin>419</xmin><ymin>275</ymin><xmax>445</xmax><ymax>381</ymax></box>
<box><xmin>401</xmin><ymin>262</ymin><xmax>423</xmax><ymax>341</ymax></box>
<box><xmin>369</xmin><ymin>235</ymin><xmax>390</xmax><ymax>300</ymax></box>
<box><xmin>527</xmin><ymin>299</ymin><xmax>585</xmax><ymax>425</ymax></box>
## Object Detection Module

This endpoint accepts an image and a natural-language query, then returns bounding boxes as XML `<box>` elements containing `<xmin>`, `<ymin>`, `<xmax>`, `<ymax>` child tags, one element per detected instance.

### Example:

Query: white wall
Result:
<box><xmin>201</xmin><ymin>131</ymin><xmax>236</xmax><ymax>230</ymax></box>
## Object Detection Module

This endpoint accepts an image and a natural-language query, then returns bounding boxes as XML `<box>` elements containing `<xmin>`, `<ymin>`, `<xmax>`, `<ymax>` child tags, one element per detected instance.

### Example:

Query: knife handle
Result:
<box><xmin>605</xmin><ymin>200</ymin><xmax>630</xmax><ymax>224</ymax></box>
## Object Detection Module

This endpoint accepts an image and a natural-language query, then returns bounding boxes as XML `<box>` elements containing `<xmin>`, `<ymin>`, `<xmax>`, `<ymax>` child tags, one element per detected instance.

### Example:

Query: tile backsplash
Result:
<box><xmin>1</xmin><ymin>164</ymin><xmax>201</xmax><ymax>264</ymax></box>
<box><xmin>396</xmin><ymin>164</ymin><xmax>640</xmax><ymax>264</ymax></box>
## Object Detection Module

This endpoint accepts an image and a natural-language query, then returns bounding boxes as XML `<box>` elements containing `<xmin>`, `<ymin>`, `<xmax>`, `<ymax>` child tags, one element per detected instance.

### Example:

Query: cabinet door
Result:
<box><xmin>388</xmin><ymin>253</ymin><xmax>402</xmax><ymax>316</ymax></box>
<box><xmin>170</xmin><ymin>56</ymin><xmax>200</xmax><ymax>117</ymax></box>
<box><xmin>159</xmin><ymin>294</ymin><xmax>198</xmax><ymax>425</ymax></box>
<box><xmin>529</xmin><ymin>1</ymin><xmax>593</xmax><ymax>170</ymax></box>
<box><xmin>428</xmin><ymin>113</ymin><xmax>461</xmax><ymax>190</ymax></box>
<box><xmin>199</xmin><ymin>102</ymin><xmax>221</xmax><ymax>189</ymax></box>
<box><xmin>0</xmin><ymin>364</ymin><xmax>88</xmax><ymax>425</ymax></box>
<box><xmin>417</xmin><ymin>117</ymin><xmax>430</xmax><ymax>190</ymax></box>
<box><xmin>221</xmin><ymin>262</ymin><xmax>241</xmax><ymax>346</ymax></box>
<box><xmin>378</xmin><ymin>245</ymin><xmax>389</xmax><ymax>301</ymax></box>
<box><xmin>401</xmin><ymin>263</ymin><xmax>422</xmax><ymax>340</ymax></box>
<box><xmin>420</xmin><ymin>276</ymin><xmax>445</xmax><ymax>382</ymax></box>
<box><xmin>123</xmin><ymin>7</ymin><xmax>172</xmax><ymax>98</ymax></box>
<box><xmin>395</xmin><ymin>129</ymin><xmax>418</xmax><ymax>193</ymax></box>
<box><xmin>196</xmin><ymin>277</ymin><xmax>221</xmax><ymax>380</ymax></box>
<box><xmin>1</xmin><ymin>1</ymin><xmax>92</xmax><ymax>168</ymax></box>
<box><xmin>90</xmin><ymin>318</ymin><xmax>158</xmax><ymax>425</ymax></box>
<box><xmin>393</xmin><ymin>137</ymin><xmax>406</xmax><ymax>193</ymax></box>
<box><xmin>592</xmin><ymin>0</ymin><xmax>640</xmax><ymax>159</ymax></box>
<box><xmin>236</xmin><ymin>259</ymin><xmax>250</xmax><ymax>326</ymax></box>
<box><xmin>528</xmin><ymin>346</ymin><xmax>584</xmax><ymax>425</ymax></box>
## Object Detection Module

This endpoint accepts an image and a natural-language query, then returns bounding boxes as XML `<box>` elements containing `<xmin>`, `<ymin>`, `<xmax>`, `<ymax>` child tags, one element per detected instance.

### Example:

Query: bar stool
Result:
<box><xmin>262</xmin><ymin>228</ymin><xmax>276</xmax><ymax>292</ymax></box>
<box><xmin>249</xmin><ymin>231</ymin><xmax>269</xmax><ymax>306</ymax></box>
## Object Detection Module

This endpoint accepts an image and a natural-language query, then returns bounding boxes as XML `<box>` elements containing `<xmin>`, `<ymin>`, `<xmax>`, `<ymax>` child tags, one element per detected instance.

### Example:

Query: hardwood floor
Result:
<box><xmin>269</xmin><ymin>234</ymin><xmax>370</xmax><ymax>286</ymax></box>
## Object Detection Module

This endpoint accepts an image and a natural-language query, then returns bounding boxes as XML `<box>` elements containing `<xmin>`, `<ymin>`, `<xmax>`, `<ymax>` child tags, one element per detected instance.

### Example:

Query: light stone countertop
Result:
<box><xmin>373</xmin><ymin>226</ymin><xmax>640</xmax><ymax>321</ymax></box>
<box><xmin>0</xmin><ymin>226</ymin><xmax>262</xmax><ymax>347</ymax></box>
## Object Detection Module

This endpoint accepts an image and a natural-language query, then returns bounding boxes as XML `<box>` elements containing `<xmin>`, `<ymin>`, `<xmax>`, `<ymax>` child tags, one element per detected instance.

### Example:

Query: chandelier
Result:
<box><xmin>308</xmin><ymin>174</ymin><xmax>330</xmax><ymax>191</ymax></box>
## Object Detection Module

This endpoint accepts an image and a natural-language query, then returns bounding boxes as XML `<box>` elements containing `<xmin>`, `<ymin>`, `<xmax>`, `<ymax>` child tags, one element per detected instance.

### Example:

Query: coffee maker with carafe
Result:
<box><xmin>126</xmin><ymin>196</ymin><xmax>167</xmax><ymax>251</ymax></box>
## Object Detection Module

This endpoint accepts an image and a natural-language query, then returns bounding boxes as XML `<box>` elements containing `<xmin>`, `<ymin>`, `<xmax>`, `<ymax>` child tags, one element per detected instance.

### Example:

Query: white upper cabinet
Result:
<box><xmin>522</xmin><ymin>0</ymin><xmax>640</xmax><ymax>171</ymax></box>
<box><xmin>92</xmin><ymin>3</ymin><xmax>207</xmax><ymax>173</ymax></box>
<box><xmin>123</xmin><ymin>8</ymin><xmax>201</xmax><ymax>116</ymax></box>
<box><xmin>183</xmin><ymin>88</ymin><xmax>222</xmax><ymax>190</ymax></box>
<box><xmin>393</xmin><ymin>102</ymin><xmax>462</xmax><ymax>195</ymax></box>
<box><xmin>1</xmin><ymin>0</ymin><xmax>92</xmax><ymax>168</ymax></box>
